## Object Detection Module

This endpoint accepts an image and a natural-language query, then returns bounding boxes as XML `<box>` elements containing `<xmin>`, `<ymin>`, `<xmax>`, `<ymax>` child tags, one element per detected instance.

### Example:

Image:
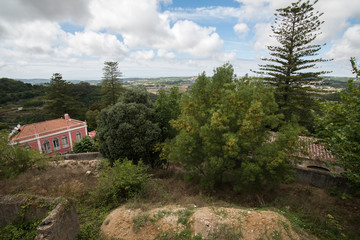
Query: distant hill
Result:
<box><xmin>0</xmin><ymin>78</ymin><xmax>45</xmax><ymax>104</ymax></box>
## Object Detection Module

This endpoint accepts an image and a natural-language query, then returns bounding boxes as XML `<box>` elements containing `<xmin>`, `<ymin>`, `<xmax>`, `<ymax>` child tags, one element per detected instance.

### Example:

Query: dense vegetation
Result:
<box><xmin>1</xmin><ymin>0</ymin><xmax>360</xmax><ymax>239</ymax></box>
<box><xmin>0</xmin><ymin>78</ymin><xmax>45</xmax><ymax>104</ymax></box>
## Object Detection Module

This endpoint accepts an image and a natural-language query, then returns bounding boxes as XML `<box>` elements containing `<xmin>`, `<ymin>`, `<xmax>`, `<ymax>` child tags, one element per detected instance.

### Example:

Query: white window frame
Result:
<box><xmin>62</xmin><ymin>135</ymin><xmax>69</xmax><ymax>148</ymax></box>
<box><xmin>53</xmin><ymin>138</ymin><xmax>60</xmax><ymax>151</ymax></box>
<box><xmin>43</xmin><ymin>140</ymin><xmax>51</xmax><ymax>153</ymax></box>
<box><xmin>76</xmin><ymin>131</ymin><xmax>82</xmax><ymax>142</ymax></box>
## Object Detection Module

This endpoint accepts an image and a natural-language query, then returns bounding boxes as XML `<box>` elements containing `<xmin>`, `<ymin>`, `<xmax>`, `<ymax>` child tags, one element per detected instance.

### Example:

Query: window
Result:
<box><xmin>62</xmin><ymin>135</ymin><xmax>69</xmax><ymax>148</ymax></box>
<box><xmin>43</xmin><ymin>140</ymin><xmax>51</xmax><ymax>153</ymax></box>
<box><xmin>53</xmin><ymin>138</ymin><xmax>60</xmax><ymax>151</ymax></box>
<box><xmin>76</xmin><ymin>131</ymin><xmax>82</xmax><ymax>142</ymax></box>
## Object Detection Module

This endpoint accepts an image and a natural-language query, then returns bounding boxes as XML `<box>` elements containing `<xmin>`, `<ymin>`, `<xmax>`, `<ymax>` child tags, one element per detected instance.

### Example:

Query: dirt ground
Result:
<box><xmin>0</xmin><ymin>160</ymin><xmax>99</xmax><ymax>198</ymax></box>
<box><xmin>101</xmin><ymin>205</ymin><xmax>314</xmax><ymax>240</ymax></box>
<box><xmin>1</xmin><ymin>160</ymin><xmax>359</xmax><ymax>239</ymax></box>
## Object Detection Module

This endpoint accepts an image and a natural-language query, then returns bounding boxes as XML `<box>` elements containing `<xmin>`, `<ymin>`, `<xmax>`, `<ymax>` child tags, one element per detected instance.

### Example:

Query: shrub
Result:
<box><xmin>73</xmin><ymin>136</ymin><xmax>97</xmax><ymax>153</ymax></box>
<box><xmin>94</xmin><ymin>158</ymin><xmax>151</xmax><ymax>207</ymax></box>
<box><xmin>0</xmin><ymin>131</ymin><xmax>50</xmax><ymax>179</ymax></box>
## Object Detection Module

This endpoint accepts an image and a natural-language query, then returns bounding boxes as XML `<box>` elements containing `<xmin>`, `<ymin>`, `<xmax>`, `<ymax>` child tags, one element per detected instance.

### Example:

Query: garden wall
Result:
<box><xmin>62</xmin><ymin>152</ymin><xmax>102</xmax><ymax>160</ymax></box>
<box><xmin>0</xmin><ymin>195</ymin><xmax>79</xmax><ymax>240</ymax></box>
<box><xmin>294</xmin><ymin>166</ymin><xmax>346</xmax><ymax>189</ymax></box>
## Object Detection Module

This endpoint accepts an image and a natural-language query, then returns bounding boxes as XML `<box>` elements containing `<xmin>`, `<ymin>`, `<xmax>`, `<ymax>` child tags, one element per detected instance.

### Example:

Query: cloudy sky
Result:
<box><xmin>0</xmin><ymin>0</ymin><xmax>359</xmax><ymax>80</ymax></box>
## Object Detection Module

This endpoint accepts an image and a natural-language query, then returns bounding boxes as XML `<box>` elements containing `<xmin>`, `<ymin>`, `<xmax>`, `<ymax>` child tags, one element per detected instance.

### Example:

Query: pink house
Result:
<box><xmin>9</xmin><ymin>114</ymin><xmax>88</xmax><ymax>154</ymax></box>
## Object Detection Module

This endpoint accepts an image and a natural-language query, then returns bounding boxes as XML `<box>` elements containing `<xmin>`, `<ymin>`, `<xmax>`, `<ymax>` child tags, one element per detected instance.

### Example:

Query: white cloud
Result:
<box><xmin>157</xmin><ymin>49</ymin><xmax>176</xmax><ymax>59</ymax></box>
<box><xmin>60</xmin><ymin>31</ymin><xmax>128</xmax><ymax>58</ymax></box>
<box><xmin>234</xmin><ymin>23</ymin><xmax>249</xmax><ymax>38</ymax></box>
<box><xmin>87</xmin><ymin>0</ymin><xmax>224</xmax><ymax>58</ymax></box>
<box><xmin>130</xmin><ymin>50</ymin><xmax>155</xmax><ymax>60</ymax></box>
<box><xmin>167</xmin><ymin>20</ymin><xmax>223</xmax><ymax>58</ymax></box>
<box><xmin>0</xmin><ymin>0</ymin><xmax>90</xmax><ymax>24</ymax></box>
<box><xmin>0</xmin><ymin>20</ymin><xmax>64</xmax><ymax>56</ymax></box>
<box><xmin>325</xmin><ymin>25</ymin><xmax>360</xmax><ymax>61</ymax></box>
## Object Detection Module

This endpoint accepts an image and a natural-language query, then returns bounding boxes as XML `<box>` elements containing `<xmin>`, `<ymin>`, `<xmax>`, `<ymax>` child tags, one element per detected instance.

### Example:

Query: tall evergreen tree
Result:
<box><xmin>255</xmin><ymin>0</ymin><xmax>331</xmax><ymax>130</ymax></box>
<box><xmin>101</xmin><ymin>61</ymin><xmax>123</xmax><ymax>106</ymax></box>
<box><xmin>45</xmin><ymin>73</ymin><xmax>85</xmax><ymax>119</ymax></box>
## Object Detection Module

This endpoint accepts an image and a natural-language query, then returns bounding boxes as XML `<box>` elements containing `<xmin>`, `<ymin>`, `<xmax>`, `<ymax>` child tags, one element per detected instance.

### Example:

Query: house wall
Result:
<box><xmin>18</xmin><ymin>126</ymin><xmax>87</xmax><ymax>155</ymax></box>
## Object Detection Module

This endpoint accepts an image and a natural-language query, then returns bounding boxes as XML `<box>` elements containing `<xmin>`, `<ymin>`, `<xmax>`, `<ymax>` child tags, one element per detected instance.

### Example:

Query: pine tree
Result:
<box><xmin>45</xmin><ymin>73</ymin><xmax>85</xmax><ymax>119</ymax></box>
<box><xmin>255</xmin><ymin>0</ymin><xmax>331</xmax><ymax>130</ymax></box>
<box><xmin>101</xmin><ymin>61</ymin><xmax>123</xmax><ymax>106</ymax></box>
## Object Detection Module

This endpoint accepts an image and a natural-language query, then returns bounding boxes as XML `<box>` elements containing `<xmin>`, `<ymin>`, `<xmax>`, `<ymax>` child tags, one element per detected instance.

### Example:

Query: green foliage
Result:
<box><xmin>0</xmin><ymin>131</ymin><xmax>50</xmax><ymax>179</ymax></box>
<box><xmin>101</xmin><ymin>61</ymin><xmax>123</xmax><ymax>106</ymax></box>
<box><xmin>0</xmin><ymin>219</ymin><xmax>41</xmax><ymax>240</ymax></box>
<box><xmin>254</xmin><ymin>0</ymin><xmax>331</xmax><ymax>130</ymax></box>
<box><xmin>97</xmin><ymin>87</ymin><xmax>162</xmax><ymax>166</ymax></box>
<box><xmin>21</xmin><ymin>98</ymin><xmax>44</xmax><ymax>107</ymax></box>
<box><xmin>155</xmin><ymin>87</ymin><xmax>182</xmax><ymax>140</ymax></box>
<box><xmin>133</xmin><ymin>213</ymin><xmax>151</xmax><ymax>233</ymax></box>
<box><xmin>0</xmin><ymin>78</ymin><xmax>45</xmax><ymax>105</ymax></box>
<box><xmin>73</xmin><ymin>136</ymin><xmax>97</xmax><ymax>153</ymax></box>
<box><xmin>166</xmin><ymin>63</ymin><xmax>301</xmax><ymax>191</ymax></box>
<box><xmin>314</xmin><ymin>58</ymin><xmax>360</xmax><ymax>191</ymax></box>
<box><xmin>44</xmin><ymin>73</ymin><xmax>86</xmax><ymax>120</ymax></box>
<box><xmin>94</xmin><ymin>158</ymin><xmax>151</xmax><ymax>207</ymax></box>
<box><xmin>85</xmin><ymin>109</ymin><xmax>100</xmax><ymax>131</ymax></box>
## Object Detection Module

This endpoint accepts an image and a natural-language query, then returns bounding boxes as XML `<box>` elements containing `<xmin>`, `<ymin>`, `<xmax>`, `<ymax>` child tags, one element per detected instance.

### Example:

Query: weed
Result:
<box><xmin>0</xmin><ymin>219</ymin><xmax>41</xmax><ymax>240</ymax></box>
<box><xmin>132</xmin><ymin>213</ymin><xmax>151</xmax><ymax>233</ymax></box>
<box><xmin>152</xmin><ymin>210</ymin><xmax>172</xmax><ymax>222</ymax></box>
<box><xmin>208</xmin><ymin>223</ymin><xmax>243</xmax><ymax>240</ymax></box>
<box><xmin>211</xmin><ymin>207</ymin><xmax>228</xmax><ymax>218</ymax></box>
<box><xmin>155</xmin><ymin>229</ymin><xmax>203</xmax><ymax>240</ymax></box>
<box><xmin>177</xmin><ymin>209</ymin><xmax>194</xmax><ymax>226</ymax></box>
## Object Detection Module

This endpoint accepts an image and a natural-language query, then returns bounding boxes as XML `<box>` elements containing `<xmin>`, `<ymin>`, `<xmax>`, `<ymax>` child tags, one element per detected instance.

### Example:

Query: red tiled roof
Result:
<box><xmin>11</xmin><ymin>117</ymin><xmax>85</xmax><ymax>142</ymax></box>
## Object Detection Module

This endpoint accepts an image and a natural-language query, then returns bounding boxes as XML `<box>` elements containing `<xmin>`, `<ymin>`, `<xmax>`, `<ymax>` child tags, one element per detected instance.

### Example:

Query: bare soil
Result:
<box><xmin>101</xmin><ymin>205</ymin><xmax>314</xmax><ymax>240</ymax></box>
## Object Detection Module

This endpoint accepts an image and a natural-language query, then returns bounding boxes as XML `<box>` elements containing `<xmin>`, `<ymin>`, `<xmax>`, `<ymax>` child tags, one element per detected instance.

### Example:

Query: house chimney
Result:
<box><xmin>64</xmin><ymin>113</ymin><xmax>70</xmax><ymax>120</ymax></box>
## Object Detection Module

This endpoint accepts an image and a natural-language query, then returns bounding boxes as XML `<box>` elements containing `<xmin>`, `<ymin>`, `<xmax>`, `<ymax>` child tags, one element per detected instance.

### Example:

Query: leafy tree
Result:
<box><xmin>85</xmin><ymin>109</ymin><xmax>100</xmax><ymax>131</ymax></box>
<box><xmin>254</xmin><ymin>0</ymin><xmax>331</xmax><ymax>130</ymax></box>
<box><xmin>155</xmin><ymin>87</ymin><xmax>182</xmax><ymax>140</ymax></box>
<box><xmin>73</xmin><ymin>136</ymin><xmax>97</xmax><ymax>153</ymax></box>
<box><xmin>166</xmin><ymin>64</ymin><xmax>301</xmax><ymax>191</ymax></box>
<box><xmin>70</xmin><ymin>81</ymin><xmax>102</xmax><ymax>108</ymax></box>
<box><xmin>0</xmin><ymin>78</ymin><xmax>45</xmax><ymax>104</ymax></box>
<box><xmin>314</xmin><ymin>58</ymin><xmax>360</xmax><ymax>191</ymax></box>
<box><xmin>97</xmin><ymin>88</ymin><xmax>161</xmax><ymax>167</ymax></box>
<box><xmin>101</xmin><ymin>61</ymin><xmax>123</xmax><ymax>106</ymax></box>
<box><xmin>45</xmin><ymin>73</ymin><xmax>86</xmax><ymax>119</ymax></box>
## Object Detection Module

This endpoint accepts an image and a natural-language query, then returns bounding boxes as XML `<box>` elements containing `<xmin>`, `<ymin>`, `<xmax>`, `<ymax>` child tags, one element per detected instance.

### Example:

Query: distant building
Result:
<box><xmin>9</xmin><ymin>114</ymin><xmax>88</xmax><ymax>154</ymax></box>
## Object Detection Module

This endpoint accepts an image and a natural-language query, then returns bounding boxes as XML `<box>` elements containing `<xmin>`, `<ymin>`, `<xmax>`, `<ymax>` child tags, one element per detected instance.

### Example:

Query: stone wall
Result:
<box><xmin>0</xmin><ymin>195</ymin><xmax>80</xmax><ymax>240</ymax></box>
<box><xmin>294</xmin><ymin>166</ymin><xmax>346</xmax><ymax>189</ymax></box>
<box><xmin>62</xmin><ymin>152</ymin><xmax>102</xmax><ymax>160</ymax></box>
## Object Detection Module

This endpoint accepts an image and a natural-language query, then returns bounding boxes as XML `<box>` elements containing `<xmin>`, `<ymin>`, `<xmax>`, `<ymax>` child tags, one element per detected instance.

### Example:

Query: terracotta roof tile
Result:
<box><xmin>11</xmin><ymin>117</ymin><xmax>85</xmax><ymax>141</ymax></box>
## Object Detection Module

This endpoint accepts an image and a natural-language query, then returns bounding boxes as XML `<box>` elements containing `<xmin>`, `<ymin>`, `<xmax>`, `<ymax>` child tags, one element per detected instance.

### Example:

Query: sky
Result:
<box><xmin>0</xmin><ymin>0</ymin><xmax>359</xmax><ymax>80</ymax></box>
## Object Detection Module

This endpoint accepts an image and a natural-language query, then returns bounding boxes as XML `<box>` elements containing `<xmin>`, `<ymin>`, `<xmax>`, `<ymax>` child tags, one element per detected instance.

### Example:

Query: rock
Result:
<box><xmin>86</xmin><ymin>171</ymin><xmax>91</xmax><ymax>176</ymax></box>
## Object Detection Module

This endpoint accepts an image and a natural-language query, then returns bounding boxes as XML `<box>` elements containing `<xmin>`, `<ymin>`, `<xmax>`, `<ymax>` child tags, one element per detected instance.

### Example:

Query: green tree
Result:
<box><xmin>101</xmin><ymin>61</ymin><xmax>123</xmax><ymax>106</ymax></box>
<box><xmin>97</xmin><ymin>88</ymin><xmax>161</xmax><ymax>167</ymax></box>
<box><xmin>85</xmin><ymin>109</ymin><xmax>100</xmax><ymax>131</ymax></box>
<box><xmin>73</xmin><ymin>136</ymin><xmax>97</xmax><ymax>153</ymax></box>
<box><xmin>314</xmin><ymin>58</ymin><xmax>360</xmax><ymax>191</ymax></box>
<box><xmin>155</xmin><ymin>87</ymin><xmax>181</xmax><ymax>141</ymax></box>
<box><xmin>166</xmin><ymin>64</ymin><xmax>301</xmax><ymax>191</ymax></box>
<box><xmin>254</xmin><ymin>0</ymin><xmax>331</xmax><ymax>130</ymax></box>
<box><xmin>45</xmin><ymin>73</ymin><xmax>86</xmax><ymax>119</ymax></box>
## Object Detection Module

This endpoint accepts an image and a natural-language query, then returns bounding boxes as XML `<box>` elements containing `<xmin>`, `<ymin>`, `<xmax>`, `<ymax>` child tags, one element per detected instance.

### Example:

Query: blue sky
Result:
<box><xmin>0</xmin><ymin>0</ymin><xmax>359</xmax><ymax>80</ymax></box>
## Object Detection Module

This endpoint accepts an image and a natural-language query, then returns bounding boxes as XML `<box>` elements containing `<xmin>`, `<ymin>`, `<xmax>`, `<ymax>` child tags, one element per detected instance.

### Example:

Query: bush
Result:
<box><xmin>73</xmin><ymin>136</ymin><xmax>97</xmax><ymax>153</ymax></box>
<box><xmin>0</xmin><ymin>131</ymin><xmax>50</xmax><ymax>179</ymax></box>
<box><xmin>94</xmin><ymin>158</ymin><xmax>151</xmax><ymax>207</ymax></box>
